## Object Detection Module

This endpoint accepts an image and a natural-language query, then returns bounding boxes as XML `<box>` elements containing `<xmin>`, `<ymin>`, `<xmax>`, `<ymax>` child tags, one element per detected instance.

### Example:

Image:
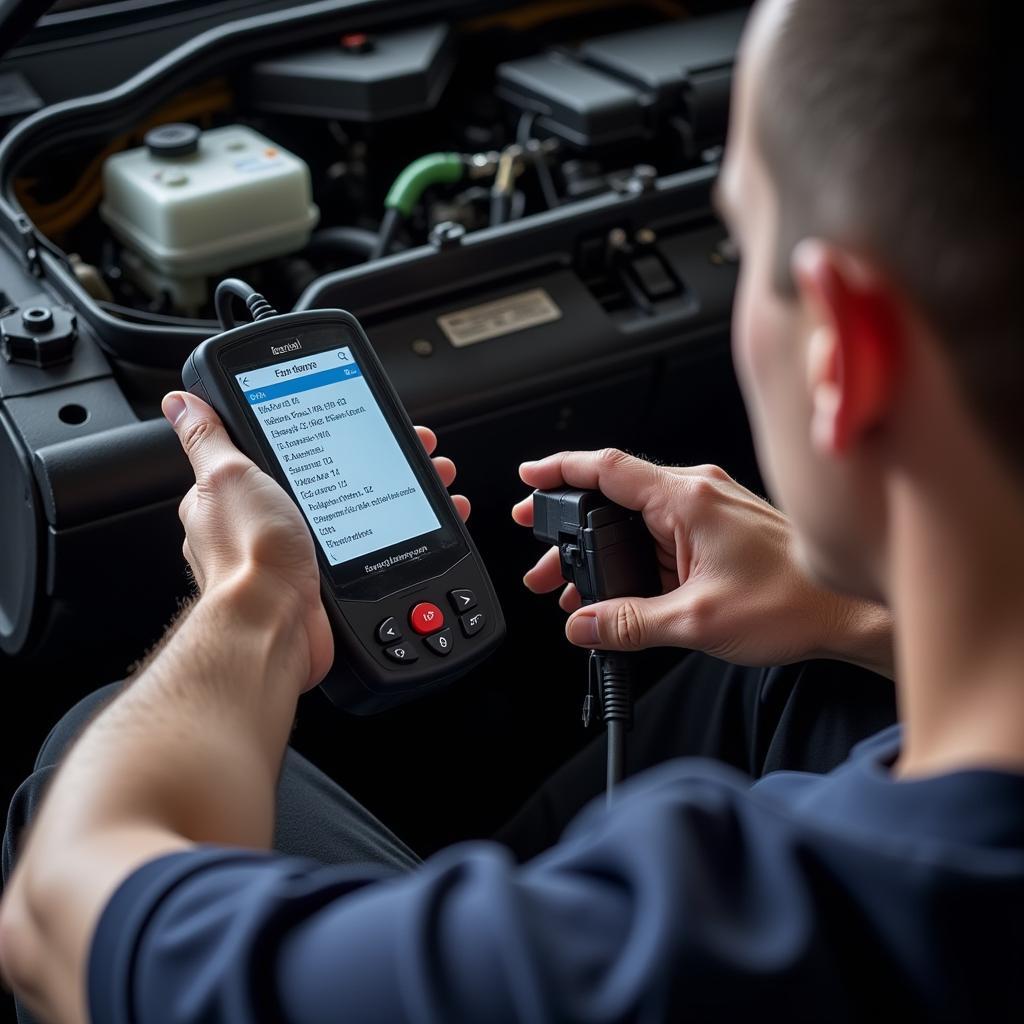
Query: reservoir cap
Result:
<box><xmin>144</xmin><ymin>123</ymin><xmax>200</xmax><ymax>159</ymax></box>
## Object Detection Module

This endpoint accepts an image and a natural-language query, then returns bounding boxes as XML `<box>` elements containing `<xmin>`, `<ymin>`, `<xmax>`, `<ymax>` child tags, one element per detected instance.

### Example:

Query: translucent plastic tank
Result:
<box><xmin>101</xmin><ymin>123</ymin><xmax>319</xmax><ymax>309</ymax></box>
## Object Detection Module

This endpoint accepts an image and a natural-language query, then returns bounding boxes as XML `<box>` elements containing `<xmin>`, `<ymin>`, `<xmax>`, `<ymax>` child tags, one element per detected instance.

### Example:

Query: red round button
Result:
<box><xmin>409</xmin><ymin>602</ymin><xmax>445</xmax><ymax>635</ymax></box>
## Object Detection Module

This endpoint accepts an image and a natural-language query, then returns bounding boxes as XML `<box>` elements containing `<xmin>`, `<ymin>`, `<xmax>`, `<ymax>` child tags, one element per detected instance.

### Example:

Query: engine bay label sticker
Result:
<box><xmin>437</xmin><ymin>288</ymin><xmax>562</xmax><ymax>347</ymax></box>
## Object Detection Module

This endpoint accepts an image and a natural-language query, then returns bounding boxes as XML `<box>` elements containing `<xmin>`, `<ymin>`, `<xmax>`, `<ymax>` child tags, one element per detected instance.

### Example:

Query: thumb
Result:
<box><xmin>565</xmin><ymin>591</ymin><xmax>680</xmax><ymax>652</ymax></box>
<box><xmin>162</xmin><ymin>391</ymin><xmax>244</xmax><ymax>482</ymax></box>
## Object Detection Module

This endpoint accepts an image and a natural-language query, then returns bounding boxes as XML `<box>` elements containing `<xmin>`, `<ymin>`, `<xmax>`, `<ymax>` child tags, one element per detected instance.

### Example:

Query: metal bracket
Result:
<box><xmin>13</xmin><ymin>215</ymin><xmax>42</xmax><ymax>278</ymax></box>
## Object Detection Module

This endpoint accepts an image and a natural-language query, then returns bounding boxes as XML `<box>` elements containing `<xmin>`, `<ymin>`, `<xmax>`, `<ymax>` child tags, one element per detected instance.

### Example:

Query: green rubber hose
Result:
<box><xmin>383</xmin><ymin>152</ymin><xmax>465</xmax><ymax>217</ymax></box>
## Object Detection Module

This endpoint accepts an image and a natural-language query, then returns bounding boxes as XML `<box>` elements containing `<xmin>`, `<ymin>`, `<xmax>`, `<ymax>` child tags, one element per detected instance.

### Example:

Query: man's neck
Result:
<box><xmin>889</xmin><ymin>459</ymin><xmax>1024</xmax><ymax>778</ymax></box>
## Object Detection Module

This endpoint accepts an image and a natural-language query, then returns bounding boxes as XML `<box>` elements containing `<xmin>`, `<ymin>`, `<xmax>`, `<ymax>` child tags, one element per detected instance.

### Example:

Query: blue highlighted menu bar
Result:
<box><xmin>244</xmin><ymin>363</ymin><xmax>363</xmax><ymax>405</ymax></box>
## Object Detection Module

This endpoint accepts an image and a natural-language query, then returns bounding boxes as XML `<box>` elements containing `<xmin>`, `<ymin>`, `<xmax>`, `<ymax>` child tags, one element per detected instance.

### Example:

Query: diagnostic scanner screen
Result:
<box><xmin>236</xmin><ymin>346</ymin><xmax>441</xmax><ymax>566</ymax></box>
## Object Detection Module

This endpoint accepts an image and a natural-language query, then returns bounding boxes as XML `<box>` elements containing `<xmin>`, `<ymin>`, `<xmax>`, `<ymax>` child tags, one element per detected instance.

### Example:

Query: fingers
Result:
<box><xmin>523</xmin><ymin>545</ymin><xmax>564</xmax><ymax>593</ymax></box>
<box><xmin>558</xmin><ymin>583</ymin><xmax>582</xmax><ymax>613</ymax></box>
<box><xmin>511</xmin><ymin>493</ymin><xmax>534</xmax><ymax>526</ymax></box>
<box><xmin>522</xmin><ymin>546</ymin><xmax>579</xmax><ymax>609</ymax></box>
<box><xmin>565</xmin><ymin>590</ymin><xmax>686</xmax><ymax>652</ymax></box>
<box><xmin>415</xmin><ymin>426</ymin><xmax>438</xmax><ymax>456</ymax></box>
<box><xmin>416</xmin><ymin>427</ymin><xmax>457</xmax><ymax>490</ymax></box>
<box><xmin>162</xmin><ymin>392</ymin><xmax>249</xmax><ymax>485</ymax></box>
<box><xmin>524</xmin><ymin>544</ymin><xmax>565</xmax><ymax>593</ymax></box>
<box><xmin>515</xmin><ymin>450</ymin><xmax>667</xmax><ymax>613</ymax></box>
<box><xmin>432</xmin><ymin>456</ymin><xmax>456</xmax><ymax>489</ymax></box>
<box><xmin>513</xmin><ymin>458</ymin><xmax>731</xmax><ymax>528</ymax></box>
<box><xmin>518</xmin><ymin>448</ymin><xmax>663</xmax><ymax>513</ymax></box>
<box><xmin>451</xmin><ymin>494</ymin><xmax>471</xmax><ymax>522</ymax></box>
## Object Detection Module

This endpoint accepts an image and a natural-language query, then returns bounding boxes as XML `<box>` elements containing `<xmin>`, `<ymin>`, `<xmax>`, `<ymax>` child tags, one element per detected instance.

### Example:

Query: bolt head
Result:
<box><xmin>22</xmin><ymin>306</ymin><xmax>53</xmax><ymax>332</ymax></box>
<box><xmin>429</xmin><ymin>221</ymin><xmax>466</xmax><ymax>249</ymax></box>
<box><xmin>607</xmin><ymin>227</ymin><xmax>628</xmax><ymax>250</ymax></box>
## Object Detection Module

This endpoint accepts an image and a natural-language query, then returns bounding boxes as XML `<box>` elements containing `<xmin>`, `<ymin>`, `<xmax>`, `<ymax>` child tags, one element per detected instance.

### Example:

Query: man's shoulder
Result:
<box><xmin>562</xmin><ymin>722</ymin><xmax>1024</xmax><ymax>868</ymax></box>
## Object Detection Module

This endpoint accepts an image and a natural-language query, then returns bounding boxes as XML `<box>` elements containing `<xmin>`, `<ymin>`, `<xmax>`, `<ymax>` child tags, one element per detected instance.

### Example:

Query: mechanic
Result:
<box><xmin>4</xmin><ymin>0</ymin><xmax>1024</xmax><ymax>1020</ymax></box>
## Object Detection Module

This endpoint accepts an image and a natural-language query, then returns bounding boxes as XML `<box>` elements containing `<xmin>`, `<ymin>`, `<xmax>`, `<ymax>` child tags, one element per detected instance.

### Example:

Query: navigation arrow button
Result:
<box><xmin>447</xmin><ymin>589</ymin><xmax>477</xmax><ymax>613</ymax></box>
<box><xmin>376</xmin><ymin>616</ymin><xmax>403</xmax><ymax>645</ymax></box>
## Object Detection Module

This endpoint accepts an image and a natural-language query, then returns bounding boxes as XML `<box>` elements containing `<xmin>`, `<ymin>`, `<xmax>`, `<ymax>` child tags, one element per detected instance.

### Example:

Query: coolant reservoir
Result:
<box><xmin>100</xmin><ymin>123</ymin><xmax>319</xmax><ymax>310</ymax></box>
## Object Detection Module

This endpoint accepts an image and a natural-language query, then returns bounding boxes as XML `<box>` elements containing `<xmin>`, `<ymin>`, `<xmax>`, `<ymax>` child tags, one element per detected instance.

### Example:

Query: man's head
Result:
<box><xmin>718</xmin><ymin>0</ymin><xmax>1023</xmax><ymax>599</ymax></box>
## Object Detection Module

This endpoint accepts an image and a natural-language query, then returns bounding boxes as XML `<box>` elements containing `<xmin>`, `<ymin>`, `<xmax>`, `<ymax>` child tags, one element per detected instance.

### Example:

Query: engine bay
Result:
<box><xmin>11</xmin><ymin>0</ymin><xmax>744</xmax><ymax>326</ymax></box>
<box><xmin>0</xmin><ymin>0</ymin><xmax>756</xmax><ymax>857</ymax></box>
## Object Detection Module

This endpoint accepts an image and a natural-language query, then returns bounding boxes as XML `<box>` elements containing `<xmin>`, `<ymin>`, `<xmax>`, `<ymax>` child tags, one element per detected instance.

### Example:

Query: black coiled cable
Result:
<box><xmin>591</xmin><ymin>651</ymin><xmax>633</xmax><ymax>804</ymax></box>
<box><xmin>214</xmin><ymin>278</ymin><xmax>278</xmax><ymax>331</ymax></box>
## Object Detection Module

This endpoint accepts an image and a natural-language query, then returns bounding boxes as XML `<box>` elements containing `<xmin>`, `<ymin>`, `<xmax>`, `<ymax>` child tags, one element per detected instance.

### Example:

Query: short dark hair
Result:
<box><xmin>757</xmin><ymin>0</ymin><xmax>1024</xmax><ymax>477</ymax></box>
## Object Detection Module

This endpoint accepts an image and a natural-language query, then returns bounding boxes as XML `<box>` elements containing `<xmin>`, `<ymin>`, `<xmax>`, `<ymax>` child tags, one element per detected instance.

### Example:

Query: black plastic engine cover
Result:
<box><xmin>496</xmin><ymin>8</ymin><xmax>747</xmax><ymax>149</ymax></box>
<box><xmin>248</xmin><ymin>23</ymin><xmax>455</xmax><ymax>121</ymax></box>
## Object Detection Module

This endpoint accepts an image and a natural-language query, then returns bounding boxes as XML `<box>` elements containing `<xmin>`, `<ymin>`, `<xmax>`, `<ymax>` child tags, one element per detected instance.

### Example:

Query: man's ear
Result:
<box><xmin>791</xmin><ymin>239</ymin><xmax>902</xmax><ymax>457</ymax></box>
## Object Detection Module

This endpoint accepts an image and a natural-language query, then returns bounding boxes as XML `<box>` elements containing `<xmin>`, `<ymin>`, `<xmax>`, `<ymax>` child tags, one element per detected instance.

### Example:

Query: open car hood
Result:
<box><xmin>0</xmin><ymin>1</ymin><xmax>55</xmax><ymax>60</ymax></box>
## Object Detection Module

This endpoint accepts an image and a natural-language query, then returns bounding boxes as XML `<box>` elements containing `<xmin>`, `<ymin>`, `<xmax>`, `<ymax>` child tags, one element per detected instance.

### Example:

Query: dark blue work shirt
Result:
<box><xmin>89</xmin><ymin>727</ymin><xmax>1024</xmax><ymax>1022</ymax></box>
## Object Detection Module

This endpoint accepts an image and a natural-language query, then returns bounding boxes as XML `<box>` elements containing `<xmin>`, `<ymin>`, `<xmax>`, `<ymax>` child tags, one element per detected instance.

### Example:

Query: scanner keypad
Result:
<box><xmin>376</xmin><ymin>616</ymin><xmax>402</xmax><ymax>644</ymax></box>
<box><xmin>409</xmin><ymin>601</ymin><xmax>445</xmax><ymax>635</ymax></box>
<box><xmin>424</xmin><ymin>628</ymin><xmax>454</xmax><ymax>656</ymax></box>
<box><xmin>372</xmin><ymin>587</ymin><xmax>488</xmax><ymax>665</ymax></box>
<box><xmin>384</xmin><ymin>642</ymin><xmax>418</xmax><ymax>663</ymax></box>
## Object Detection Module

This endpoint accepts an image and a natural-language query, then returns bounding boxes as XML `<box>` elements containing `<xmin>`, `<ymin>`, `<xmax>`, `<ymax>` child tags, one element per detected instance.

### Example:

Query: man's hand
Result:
<box><xmin>0</xmin><ymin>395</ymin><xmax>472</xmax><ymax>1024</ymax></box>
<box><xmin>163</xmin><ymin>391</ymin><xmax>470</xmax><ymax>689</ymax></box>
<box><xmin>512</xmin><ymin>449</ymin><xmax>893</xmax><ymax>676</ymax></box>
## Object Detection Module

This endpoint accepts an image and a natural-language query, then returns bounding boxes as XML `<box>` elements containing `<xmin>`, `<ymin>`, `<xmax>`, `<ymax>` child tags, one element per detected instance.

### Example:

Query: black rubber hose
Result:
<box><xmin>490</xmin><ymin>189</ymin><xmax>511</xmax><ymax>227</ymax></box>
<box><xmin>97</xmin><ymin>301</ymin><xmax>217</xmax><ymax>329</ymax></box>
<box><xmin>305</xmin><ymin>226</ymin><xmax>379</xmax><ymax>261</ymax></box>
<box><xmin>370</xmin><ymin>208</ymin><xmax>403</xmax><ymax>261</ymax></box>
<box><xmin>516</xmin><ymin>111</ymin><xmax>559</xmax><ymax>210</ymax></box>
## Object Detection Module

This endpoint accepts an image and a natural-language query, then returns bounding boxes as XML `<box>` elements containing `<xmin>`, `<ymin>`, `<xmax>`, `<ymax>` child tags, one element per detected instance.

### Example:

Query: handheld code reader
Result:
<box><xmin>182</xmin><ymin>279</ymin><xmax>504</xmax><ymax>713</ymax></box>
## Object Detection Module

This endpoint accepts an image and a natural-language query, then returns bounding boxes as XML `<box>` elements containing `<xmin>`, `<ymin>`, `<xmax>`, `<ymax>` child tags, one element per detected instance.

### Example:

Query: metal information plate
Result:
<box><xmin>437</xmin><ymin>288</ymin><xmax>562</xmax><ymax>347</ymax></box>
